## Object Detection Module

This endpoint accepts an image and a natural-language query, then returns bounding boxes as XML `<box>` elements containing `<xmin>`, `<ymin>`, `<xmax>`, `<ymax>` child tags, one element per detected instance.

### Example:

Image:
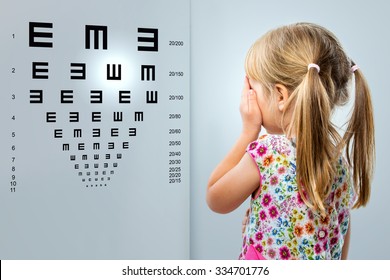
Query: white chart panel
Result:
<box><xmin>0</xmin><ymin>0</ymin><xmax>190</xmax><ymax>259</ymax></box>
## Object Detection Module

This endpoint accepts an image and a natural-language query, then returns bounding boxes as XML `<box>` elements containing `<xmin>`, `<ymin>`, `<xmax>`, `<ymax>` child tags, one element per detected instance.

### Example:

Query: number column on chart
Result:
<box><xmin>9</xmin><ymin>33</ymin><xmax>17</xmax><ymax>193</ymax></box>
<box><xmin>167</xmin><ymin>39</ymin><xmax>188</xmax><ymax>185</ymax></box>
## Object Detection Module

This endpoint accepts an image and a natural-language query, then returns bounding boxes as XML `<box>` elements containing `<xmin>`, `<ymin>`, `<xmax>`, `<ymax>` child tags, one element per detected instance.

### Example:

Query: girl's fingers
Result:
<box><xmin>242</xmin><ymin>76</ymin><xmax>251</xmax><ymax>97</ymax></box>
<box><xmin>241</xmin><ymin>77</ymin><xmax>256</xmax><ymax>113</ymax></box>
<box><xmin>240</xmin><ymin>76</ymin><xmax>262</xmax><ymax>136</ymax></box>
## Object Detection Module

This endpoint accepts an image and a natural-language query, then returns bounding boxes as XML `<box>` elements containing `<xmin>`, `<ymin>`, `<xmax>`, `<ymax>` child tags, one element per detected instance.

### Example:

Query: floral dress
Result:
<box><xmin>239</xmin><ymin>134</ymin><xmax>355</xmax><ymax>260</ymax></box>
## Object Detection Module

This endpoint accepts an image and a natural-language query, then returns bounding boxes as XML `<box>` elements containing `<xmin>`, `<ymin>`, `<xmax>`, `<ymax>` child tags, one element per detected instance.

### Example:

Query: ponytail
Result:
<box><xmin>291</xmin><ymin>67</ymin><xmax>341</xmax><ymax>216</ymax></box>
<box><xmin>342</xmin><ymin>66</ymin><xmax>375</xmax><ymax>208</ymax></box>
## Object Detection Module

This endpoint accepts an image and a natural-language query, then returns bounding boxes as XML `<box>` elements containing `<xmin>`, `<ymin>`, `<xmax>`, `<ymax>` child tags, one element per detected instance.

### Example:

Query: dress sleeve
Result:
<box><xmin>246</xmin><ymin>135</ymin><xmax>269</xmax><ymax>199</ymax></box>
<box><xmin>246</xmin><ymin>135</ymin><xmax>270</xmax><ymax>163</ymax></box>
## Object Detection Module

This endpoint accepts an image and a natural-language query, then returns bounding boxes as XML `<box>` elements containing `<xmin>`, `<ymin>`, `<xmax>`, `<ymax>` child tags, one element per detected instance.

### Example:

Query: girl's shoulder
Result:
<box><xmin>247</xmin><ymin>134</ymin><xmax>295</xmax><ymax>159</ymax></box>
<box><xmin>250</xmin><ymin>134</ymin><xmax>294</xmax><ymax>145</ymax></box>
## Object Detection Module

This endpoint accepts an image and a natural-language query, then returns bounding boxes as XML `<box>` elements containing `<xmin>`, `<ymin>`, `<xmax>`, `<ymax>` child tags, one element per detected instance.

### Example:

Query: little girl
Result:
<box><xmin>206</xmin><ymin>23</ymin><xmax>374</xmax><ymax>260</ymax></box>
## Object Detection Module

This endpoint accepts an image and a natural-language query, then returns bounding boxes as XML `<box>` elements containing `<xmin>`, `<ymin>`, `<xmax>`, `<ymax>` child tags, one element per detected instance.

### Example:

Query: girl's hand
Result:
<box><xmin>239</xmin><ymin>77</ymin><xmax>262</xmax><ymax>137</ymax></box>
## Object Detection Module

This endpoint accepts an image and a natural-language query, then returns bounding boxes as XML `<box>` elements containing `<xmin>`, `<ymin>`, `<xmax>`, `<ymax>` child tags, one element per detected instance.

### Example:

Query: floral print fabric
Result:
<box><xmin>239</xmin><ymin>134</ymin><xmax>355</xmax><ymax>260</ymax></box>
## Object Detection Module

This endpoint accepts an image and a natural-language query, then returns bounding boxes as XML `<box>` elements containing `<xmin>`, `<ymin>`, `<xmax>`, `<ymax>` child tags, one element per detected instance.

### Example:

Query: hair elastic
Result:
<box><xmin>351</xmin><ymin>65</ymin><xmax>359</xmax><ymax>73</ymax></box>
<box><xmin>308</xmin><ymin>63</ymin><xmax>320</xmax><ymax>73</ymax></box>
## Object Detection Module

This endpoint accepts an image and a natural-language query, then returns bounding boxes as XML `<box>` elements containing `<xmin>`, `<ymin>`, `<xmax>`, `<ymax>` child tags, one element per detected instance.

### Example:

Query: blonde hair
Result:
<box><xmin>245</xmin><ymin>23</ymin><xmax>374</xmax><ymax>214</ymax></box>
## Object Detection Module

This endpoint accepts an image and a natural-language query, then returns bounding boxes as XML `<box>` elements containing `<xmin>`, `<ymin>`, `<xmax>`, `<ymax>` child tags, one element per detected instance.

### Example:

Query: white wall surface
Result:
<box><xmin>0</xmin><ymin>0</ymin><xmax>190</xmax><ymax>259</ymax></box>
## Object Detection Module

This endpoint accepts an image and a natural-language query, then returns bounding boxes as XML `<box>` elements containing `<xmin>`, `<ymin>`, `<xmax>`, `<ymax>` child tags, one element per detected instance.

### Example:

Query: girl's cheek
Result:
<box><xmin>256</xmin><ymin>94</ymin><xmax>263</xmax><ymax>106</ymax></box>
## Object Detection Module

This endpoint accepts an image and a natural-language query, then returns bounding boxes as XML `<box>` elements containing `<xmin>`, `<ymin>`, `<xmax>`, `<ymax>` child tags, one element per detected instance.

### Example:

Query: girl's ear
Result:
<box><xmin>274</xmin><ymin>83</ymin><xmax>290</xmax><ymax>112</ymax></box>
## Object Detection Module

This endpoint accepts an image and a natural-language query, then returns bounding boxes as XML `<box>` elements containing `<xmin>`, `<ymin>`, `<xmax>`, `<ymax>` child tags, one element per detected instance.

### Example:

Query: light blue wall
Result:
<box><xmin>190</xmin><ymin>0</ymin><xmax>389</xmax><ymax>259</ymax></box>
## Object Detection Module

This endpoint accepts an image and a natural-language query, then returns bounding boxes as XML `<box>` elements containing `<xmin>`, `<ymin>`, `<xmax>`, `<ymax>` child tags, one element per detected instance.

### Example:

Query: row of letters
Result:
<box><xmin>30</xmin><ymin>90</ymin><xmax>158</xmax><ymax>104</ymax></box>
<box><xmin>53</xmin><ymin>128</ymin><xmax>137</xmax><ymax>138</ymax></box>
<box><xmin>31</xmin><ymin>63</ymin><xmax>156</xmax><ymax>81</ymax></box>
<box><xmin>46</xmin><ymin>112</ymin><xmax>144</xmax><ymax>123</ymax></box>
<box><xmin>29</xmin><ymin>22</ymin><xmax>158</xmax><ymax>51</ymax></box>
<box><xmin>62</xmin><ymin>142</ymin><xmax>130</xmax><ymax>151</ymax></box>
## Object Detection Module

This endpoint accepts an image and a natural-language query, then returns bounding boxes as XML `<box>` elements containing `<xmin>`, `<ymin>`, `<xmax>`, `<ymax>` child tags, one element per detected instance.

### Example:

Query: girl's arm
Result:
<box><xmin>206</xmin><ymin>77</ymin><xmax>262</xmax><ymax>213</ymax></box>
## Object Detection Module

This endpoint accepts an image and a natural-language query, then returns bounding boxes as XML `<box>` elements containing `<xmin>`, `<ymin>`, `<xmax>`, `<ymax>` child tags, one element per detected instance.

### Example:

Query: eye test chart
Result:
<box><xmin>0</xmin><ymin>0</ymin><xmax>190</xmax><ymax>259</ymax></box>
